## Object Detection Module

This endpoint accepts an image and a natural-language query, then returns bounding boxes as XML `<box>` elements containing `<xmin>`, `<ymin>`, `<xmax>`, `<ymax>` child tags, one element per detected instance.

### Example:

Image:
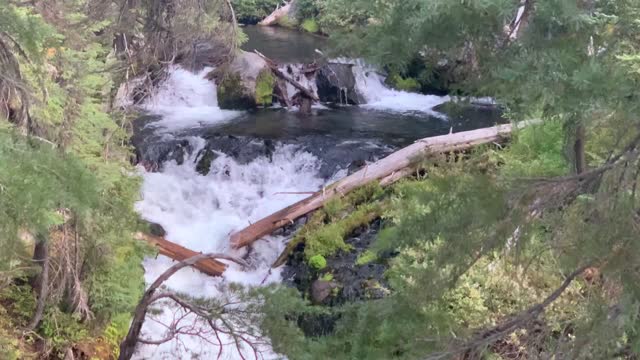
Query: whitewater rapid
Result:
<box><xmin>132</xmin><ymin>65</ymin><xmax>451</xmax><ymax>358</ymax></box>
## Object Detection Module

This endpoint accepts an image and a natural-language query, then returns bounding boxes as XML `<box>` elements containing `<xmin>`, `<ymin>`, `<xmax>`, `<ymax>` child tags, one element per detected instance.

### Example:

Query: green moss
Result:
<box><xmin>278</xmin><ymin>183</ymin><xmax>389</xmax><ymax>267</ymax></box>
<box><xmin>323</xmin><ymin>197</ymin><xmax>346</xmax><ymax>221</ymax></box>
<box><xmin>387</xmin><ymin>73</ymin><xmax>421</xmax><ymax>92</ymax></box>
<box><xmin>255</xmin><ymin>69</ymin><xmax>276</xmax><ymax>106</ymax></box>
<box><xmin>217</xmin><ymin>72</ymin><xmax>256</xmax><ymax>110</ymax></box>
<box><xmin>356</xmin><ymin>250</ymin><xmax>378</xmax><ymax>266</ymax></box>
<box><xmin>304</xmin><ymin>201</ymin><xmax>385</xmax><ymax>260</ymax></box>
<box><xmin>309</xmin><ymin>255</ymin><xmax>327</xmax><ymax>270</ymax></box>
<box><xmin>301</xmin><ymin>18</ymin><xmax>319</xmax><ymax>33</ymax></box>
<box><xmin>347</xmin><ymin>182</ymin><xmax>385</xmax><ymax>205</ymax></box>
<box><xmin>321</xmin><ymin>273</ymin><xmax>334</xmax><ymax>281</ymax></box>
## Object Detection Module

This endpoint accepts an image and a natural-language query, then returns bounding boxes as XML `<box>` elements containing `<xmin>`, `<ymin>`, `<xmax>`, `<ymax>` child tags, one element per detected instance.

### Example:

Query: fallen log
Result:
<box><xmin>259</xmin><ymin>2</ymin><xmax>293</xmax><ymax>26</ymax></box>
<box><xmin>254</xmin><ymin>50</ymin><xmax>320</xmax><ymax>102</ymax></box>
<box><xmin>136</xmin><ymin>232</ymin><xmax>227</xmax><ymax>277</ymax></box>
<box><xmin>231</xmin><ymin>122</ymin><xmax>524</xmax><ymax>249</ymax></box>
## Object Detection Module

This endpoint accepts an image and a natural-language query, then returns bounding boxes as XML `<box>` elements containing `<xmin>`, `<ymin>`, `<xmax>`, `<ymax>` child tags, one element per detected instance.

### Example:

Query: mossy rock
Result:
<box><xmin>255</xmin><ymin>69</ymin><xmax>276</xmax><ymax>106</ymax></box>
<box><xmin>217</xmin><ymin>72</ymin><xmax>256</xmax><ymax>110</ymax></box>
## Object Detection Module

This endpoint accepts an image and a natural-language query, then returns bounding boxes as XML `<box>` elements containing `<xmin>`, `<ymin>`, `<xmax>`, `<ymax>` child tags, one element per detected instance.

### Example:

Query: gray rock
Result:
<box><xmin>311</xmin><ymin>280</ymin><xmax>337</xmax><ymax>305</ymax></box>
<box><xmin>316</xmin><ymin>63</ymin><xmax>364</xmax><ymax>105</ymax></box>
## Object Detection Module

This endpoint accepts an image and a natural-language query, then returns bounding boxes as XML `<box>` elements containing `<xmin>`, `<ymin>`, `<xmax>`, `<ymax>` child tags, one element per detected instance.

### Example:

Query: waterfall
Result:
<box><xmin>133</xmin><ymin>66</ymin><xmax>331</xmax><ymax>358</ymax></box>
<box><xmin>135</xmin><ymin>139</ymin><xmax>324</xmax><ymax>358</ymax></box>
<box><xmin>352</xmin><ymin>65</ymin><xmax>450</xmax><ymax>116</ymax></box>
<box><xmin>142</xmin><ymin>66</ymin><xmax>241</xmax><ymax>132</ymax></box>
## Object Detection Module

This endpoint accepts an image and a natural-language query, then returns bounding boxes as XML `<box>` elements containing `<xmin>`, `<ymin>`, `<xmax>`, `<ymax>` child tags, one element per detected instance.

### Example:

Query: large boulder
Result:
<box><xmin>208</xmin><ymin>50</ymin><xmax>275</xmax><ymax>110</ymax></box>
<box><xmin>316</xmin><ymin>63</ymin><xmax>364</xmax><ymax>105</ymax></box>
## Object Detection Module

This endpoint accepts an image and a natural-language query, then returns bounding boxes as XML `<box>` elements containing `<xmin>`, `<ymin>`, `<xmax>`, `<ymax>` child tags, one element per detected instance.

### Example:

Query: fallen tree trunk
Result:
<box><xmin>136</xmin><ymin>232</ymin><xmax>227</xmax><ymax>276</ymax></box>
<box><xmin>231</xmin><ymin>122</ymin><xmax>523</xmax><ymax>249</ymax></box>
<box><xmin>254</xmin><ymin>50</ymin><xmax>320</xmax><ymax>102</ymax></box>
<box><xmin>259</xmin><ymin>2</ymin><xmax>293</xmax><ymax>26</ymax></box>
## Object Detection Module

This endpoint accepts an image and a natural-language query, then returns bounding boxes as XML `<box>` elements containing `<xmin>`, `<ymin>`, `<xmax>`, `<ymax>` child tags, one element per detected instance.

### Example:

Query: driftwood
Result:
<box><xmin>258</xmin><ymin>2</ymin><xmax>293</xmax><ymax>26</ymax></box>
<box><xmin>254</xmin><ymin>50</ymin><xmax>320</xmax><ymax>102</ymax></box>
<box><xmin>231</xmin><ymin>123</ymin><xmax>525</xmax><ymax>249</ymax></box>
<box><xmin>136</xmin><ymin>232</ymin><xmax>228</xmax><ymax>277</ymax></box>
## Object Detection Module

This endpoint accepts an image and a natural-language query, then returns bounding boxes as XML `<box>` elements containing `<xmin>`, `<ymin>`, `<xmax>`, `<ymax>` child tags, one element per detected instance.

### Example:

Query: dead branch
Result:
<box><xmin>119</xmin><ymin>252</ymin><xmax>251</xmax><ymax>360</ymax></box>
<box><xmin>254</xmin><ymin>50</ymin><xmax>320</xmax><ymax>102</ymax></box>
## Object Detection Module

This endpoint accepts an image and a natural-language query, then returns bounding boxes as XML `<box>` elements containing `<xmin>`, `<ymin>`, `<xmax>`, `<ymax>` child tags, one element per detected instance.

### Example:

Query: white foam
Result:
<box><xmin>135</xmin><ymin>138</ymin><xmax>325</xmax><ymax>359</ymax></box>
<box><xmin>353</xmin><ymin>67</ymin><xmax>449</xmax><ymax>116</ymax></box>
<box><xmin>143</xmin><ymin>66</ymin><xmax>241</xmax><ymax>132</ymax></box>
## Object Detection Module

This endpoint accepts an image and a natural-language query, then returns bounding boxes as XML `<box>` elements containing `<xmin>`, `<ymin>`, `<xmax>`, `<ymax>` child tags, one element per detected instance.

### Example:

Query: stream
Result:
<box><xmin>132</xmin><ymin>25</ymin><xmax>503</xmax><ymax>359</ymax></box>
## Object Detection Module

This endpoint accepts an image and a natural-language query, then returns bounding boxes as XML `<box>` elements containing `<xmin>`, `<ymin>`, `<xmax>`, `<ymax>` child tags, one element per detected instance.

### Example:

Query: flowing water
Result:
<box><xmin>133</xmin><ymin>26</ymin><xmax>503</xmax><ymax>359</ymax></box>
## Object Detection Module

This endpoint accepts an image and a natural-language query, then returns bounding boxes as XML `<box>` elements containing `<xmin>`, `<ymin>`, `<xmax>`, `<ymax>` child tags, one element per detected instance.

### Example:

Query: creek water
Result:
<box><xmin>133</xmin><ymin>26</ymin><xmax>503</xmax><ymax>359</ymax></box>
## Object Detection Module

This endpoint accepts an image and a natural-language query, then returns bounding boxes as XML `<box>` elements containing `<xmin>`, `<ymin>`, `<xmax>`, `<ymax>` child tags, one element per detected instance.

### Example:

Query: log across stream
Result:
<box><xmin>139</xmin><ymin>122</ymin><xmax>524</xmax><ymax>277</ymax></box>
<box><xmin>132</xmin><ymin>41</ymin><xmax>508</xmax><ymax>357</ymax></box>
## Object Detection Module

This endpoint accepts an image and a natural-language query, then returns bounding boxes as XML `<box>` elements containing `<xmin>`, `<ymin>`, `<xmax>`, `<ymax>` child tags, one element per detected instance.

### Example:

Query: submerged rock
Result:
<box><xmin>195</xmin><ymin>148</ymin><xmax>218</xmax><ymax>176</ymax></box>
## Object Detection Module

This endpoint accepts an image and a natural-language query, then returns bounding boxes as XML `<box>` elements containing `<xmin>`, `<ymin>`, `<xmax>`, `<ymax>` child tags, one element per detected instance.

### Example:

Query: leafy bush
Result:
<box><xmin>301</xmin><ymin>18</ymin><xmax>320</xmax><ymax>33</ymax></box>
<box><xmin>231</xmin><ymin>0</ymin><xmax>281</xmax><ymax>24</ymax></box>
<box><xmin>386</xmin><ymin>73</ymin><xmax>421</xmax><ymax>92</ymax></box>
<box><xmin>295</xmin><ymin>0</ymin><xmax>321</xmax><ymax>21</ymax></box>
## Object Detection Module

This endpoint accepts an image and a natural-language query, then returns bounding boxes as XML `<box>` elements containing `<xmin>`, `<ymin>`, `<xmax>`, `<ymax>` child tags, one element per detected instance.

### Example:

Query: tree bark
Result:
<box><xmin>258</xmin><ymin>2</ymin><xmax>293</xmax><ymax>26</ymax></box>
<box><xmin>231</xmin><ymin>122</ymin><xmax>530</xmax><ymax>249</ymax></box>
<box><xmin>136</xmin><ymin>233</ymin><xmax>228</xmax><ymax>277</ymax></box>
<box><xmin>574</xmin><ymin>124</ymin><xmax>587</xmax><ymax>174</ymax></box>
<box><xmin>27</xmin><ymin>235</ymin><xmax>49</xmax><ymax>330</ymax></box>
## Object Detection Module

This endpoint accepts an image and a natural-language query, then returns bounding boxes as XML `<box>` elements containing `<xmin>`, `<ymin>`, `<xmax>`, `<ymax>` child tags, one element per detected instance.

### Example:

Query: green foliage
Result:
<box><xmin>277</xmin><ymin>14</ymin><xmax>298</xmax><ymax>28</ymax></box>
<box><xmin>497</xmin><ymin>120</ymin><xmax>569</xmax><ymax>179</ymax></box>
<box><xmin>295</xmin><ymin>0</ymin><xmax>322</xmax><ymax>21</ymax></box>
<box><xmin>0</xmin><ymin>132</ymin><xmax>99</xmax><ymax>270</ymax></box>
<box><xmin>0</xmin><ymin>283</ymin><xmax>36</xmax><ymax>326</ymax></box>
<box><xmin>386</xmin><ymin>73</ymin><xmax>420</xmax><ymax>92</ymax></box>
<box><xmin>301</xmin><ymin>18</ymin><xmax>320</xmax><ymax>33</ymax></box>
<box><xmin>40</xmin><ymin>308</ymin><xmax>89</xmax><ymax>355</ymax></box>
<box><xmin>309</xmin><ymin>255</ymin><xmax>327</xmax><ymax>270</ymax></box>
<box><xmin>255</xmin><ymin>68</ymin><xmax>276</xmax><ymax>106</ymax></box>
<box><xmin>231</xmin><ymin>0</ymin><xmax>281</xmax><ymax>24</ymax></box>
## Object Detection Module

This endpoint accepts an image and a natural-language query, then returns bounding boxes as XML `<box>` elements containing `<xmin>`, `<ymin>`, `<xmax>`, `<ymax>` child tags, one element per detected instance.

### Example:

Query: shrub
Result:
<box><xmin>301</xmin><ymin>18</ymin><xmax>320</xmax><ymax>33</ymax></box>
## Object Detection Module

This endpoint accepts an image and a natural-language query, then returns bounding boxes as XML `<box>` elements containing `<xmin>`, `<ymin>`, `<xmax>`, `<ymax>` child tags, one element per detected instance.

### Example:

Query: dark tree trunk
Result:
<box><xmin>28</xmin><ymin>236</ymin><xmax>49</xmax><ymax>330</ymax></box>
<box><xmin>574</xmin><ymin>124</ymin><xmax>586</xmax><ymax>174</ymax></box>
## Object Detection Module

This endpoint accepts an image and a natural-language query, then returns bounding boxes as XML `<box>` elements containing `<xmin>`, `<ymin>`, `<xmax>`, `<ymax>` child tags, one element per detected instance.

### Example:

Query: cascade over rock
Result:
<box><xmin>316</xmin><ymin>63</ymin><xmax>364</xmax><ymax>105</ymax></box>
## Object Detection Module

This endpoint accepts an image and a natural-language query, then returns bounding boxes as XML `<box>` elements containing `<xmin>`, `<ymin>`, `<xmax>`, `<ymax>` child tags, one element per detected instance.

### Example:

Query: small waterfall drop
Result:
<box><xmin>143</xmin><ymin>65</ymin><xmax>241</xmax><ymax>132</ymax></box>
<box><xmin>353</xmin><ymin>65</ymin><xmax>450</xmax><ymax>115</ymax></box>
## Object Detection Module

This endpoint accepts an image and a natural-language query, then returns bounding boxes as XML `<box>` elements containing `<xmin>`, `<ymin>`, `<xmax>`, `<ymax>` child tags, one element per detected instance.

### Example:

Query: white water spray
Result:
<box><xmin>353</xmin><ymin>66</ymin><xmax>449</xmax><ymax>115</ymax></box>
<box><xmin>142</xmin><ymin>66</ymin><xmax>241</xmax><ymax>132</ymax></box>
<box><xmin>135</xmin><ymin>138</ymin><xmax>325</xmax><ymax>358</ymax></box>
